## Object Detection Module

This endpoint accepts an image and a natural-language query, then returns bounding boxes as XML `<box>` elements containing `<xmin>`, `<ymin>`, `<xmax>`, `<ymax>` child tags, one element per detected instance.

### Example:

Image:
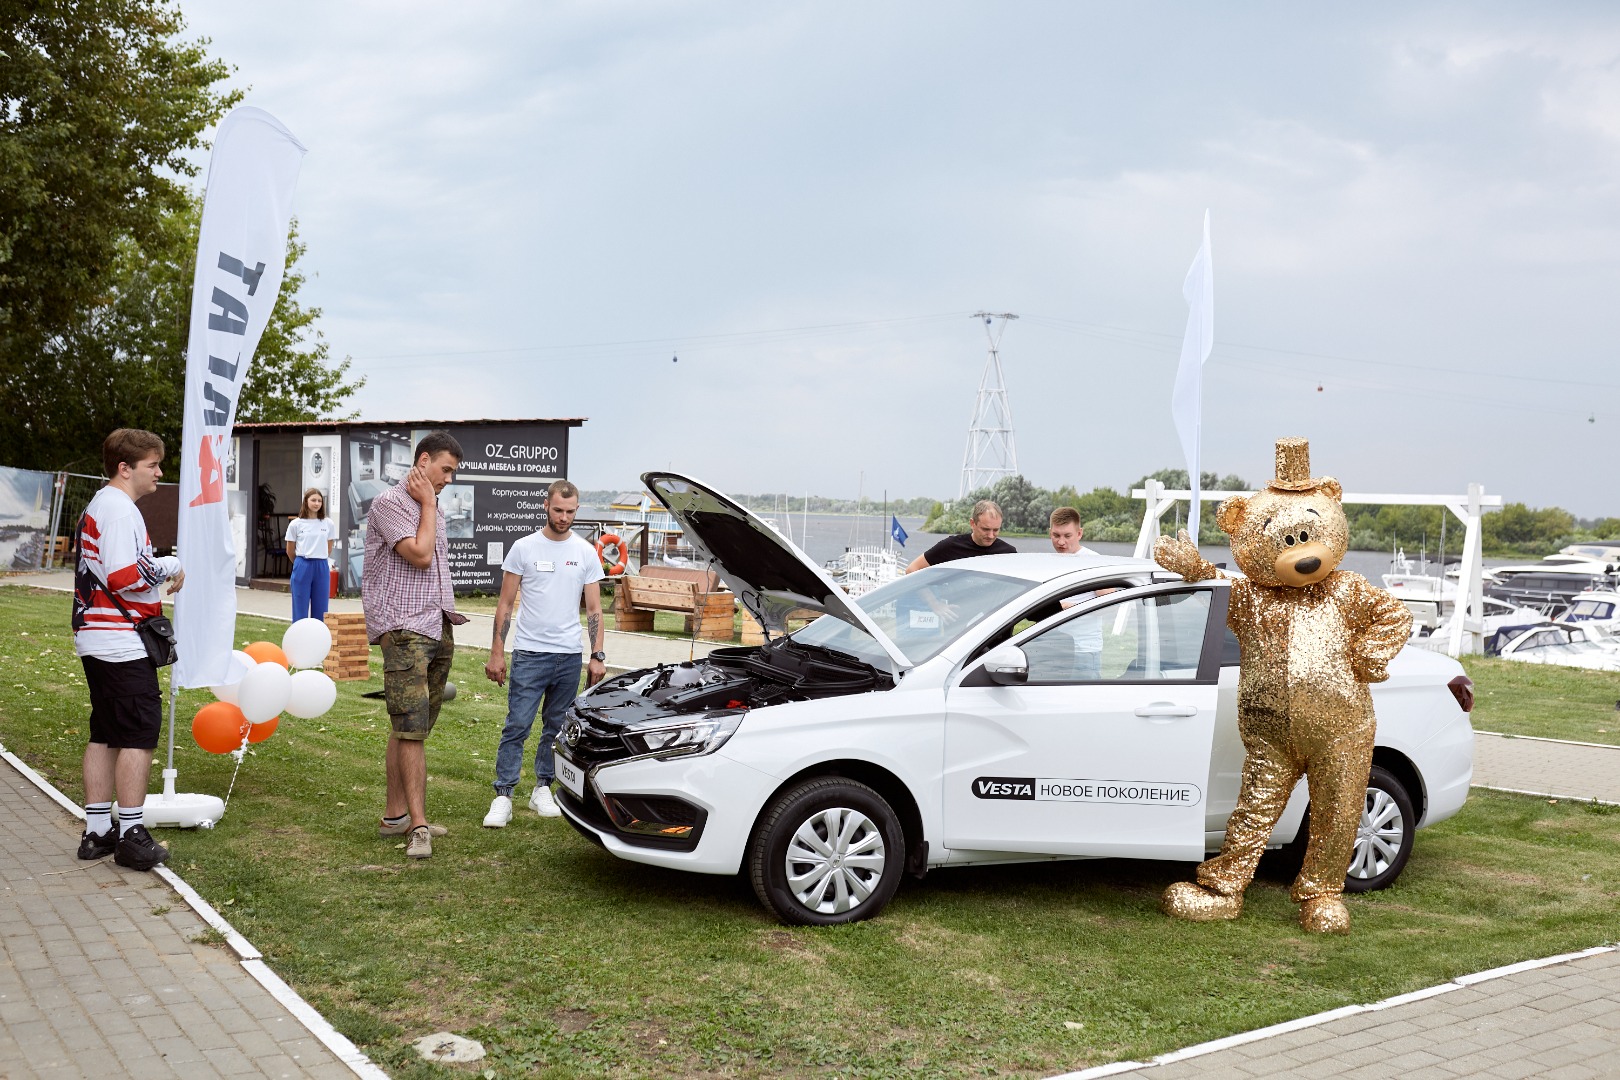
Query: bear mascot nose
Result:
<box><xmin>1294</xmin><ymin>555</ymin><xmax>1321</xmax><ymax>575</ymax></box>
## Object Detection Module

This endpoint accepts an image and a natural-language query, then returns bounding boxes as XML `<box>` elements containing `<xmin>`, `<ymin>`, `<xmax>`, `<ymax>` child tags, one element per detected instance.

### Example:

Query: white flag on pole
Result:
<box><xmin>1170</xmin><ymin>210</ymin><xmax>1214</xmax><ymax>543</ymax></box>
<box><xmin>174</xmin><ymin>107</ymin><xmax>306</xmax><ymax>689</ymax></box>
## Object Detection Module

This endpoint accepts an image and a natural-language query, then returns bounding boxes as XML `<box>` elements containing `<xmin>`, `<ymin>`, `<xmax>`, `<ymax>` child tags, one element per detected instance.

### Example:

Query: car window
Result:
<box><xmin>1021</xmin><ymin>590</ymin><xmax>1212</xmax><ymax>684</ymax></box>
<box><xmin>794</xmin><ymin>564</ymin><xmax>1031</xmax><ymax>666</ymax></box>
<box><xmin>969</xmin><ymin>579</ymin><xmax>1141</xmax><ymax>661</ymax></box>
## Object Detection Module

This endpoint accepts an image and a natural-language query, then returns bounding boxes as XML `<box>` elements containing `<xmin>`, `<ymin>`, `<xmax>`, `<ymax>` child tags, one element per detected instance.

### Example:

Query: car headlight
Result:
<box><xmin>621</xmin><ymin>713</ymin><xmax>745</xmax><ymax>760</ymax></box>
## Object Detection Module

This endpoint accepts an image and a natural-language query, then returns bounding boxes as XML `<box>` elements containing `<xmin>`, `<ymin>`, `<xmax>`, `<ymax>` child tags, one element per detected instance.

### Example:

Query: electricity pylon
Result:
<box><xmin>959</xmin><ymin>311</ymin><xmax>1019</xmax><ymax>499</ymax></box>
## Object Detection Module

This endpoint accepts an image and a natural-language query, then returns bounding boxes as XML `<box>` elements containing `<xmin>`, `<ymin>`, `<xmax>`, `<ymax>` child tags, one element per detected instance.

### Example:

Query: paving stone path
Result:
<box><xmin>0</xmin><ymin>748</ymin><xmax>379</xmax><ymax>1080</ymax></box>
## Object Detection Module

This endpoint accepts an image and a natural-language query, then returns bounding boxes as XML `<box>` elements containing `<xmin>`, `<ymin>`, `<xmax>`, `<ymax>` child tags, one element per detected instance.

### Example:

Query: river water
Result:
<box><xmin>587</xmin><ymin>508</ymin><xmax>1421</xmax><ymax>580</ymax></box>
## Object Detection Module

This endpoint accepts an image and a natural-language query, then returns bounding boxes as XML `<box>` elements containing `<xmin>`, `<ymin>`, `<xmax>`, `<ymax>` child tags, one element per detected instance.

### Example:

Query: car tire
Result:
<box><xmin>1343</xmin><ymin>765</ymin><xmax>1416</xmax><ymax>893</ymax></box>
<box><xmin>748</xmin><ymin>777</ymin><xmax>905</xmax><ymax>926</ymax></box>
<box><xmin>1274</xmin><ymin>765</ymin><xmax>1417</xmax><ymax>893</ymax></box>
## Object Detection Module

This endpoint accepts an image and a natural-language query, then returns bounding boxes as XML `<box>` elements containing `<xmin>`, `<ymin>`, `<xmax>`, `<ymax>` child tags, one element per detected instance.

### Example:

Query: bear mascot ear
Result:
<box><xmin>1318</xmin><ymin>477</ymin><xmax>1343</xmax><ymax>502</ymax></box>
<box><xmin>1216</xmin><ymin>494</ymin><xmax>1248</xmax><ymax>536</ymax></box>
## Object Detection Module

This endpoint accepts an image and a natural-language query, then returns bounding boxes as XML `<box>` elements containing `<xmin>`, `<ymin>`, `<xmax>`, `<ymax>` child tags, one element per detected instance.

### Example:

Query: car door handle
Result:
<box><xmin>1134</xmin><ymin>702</ymin><xmax>1199</xmax><ymax>718</ymax></box>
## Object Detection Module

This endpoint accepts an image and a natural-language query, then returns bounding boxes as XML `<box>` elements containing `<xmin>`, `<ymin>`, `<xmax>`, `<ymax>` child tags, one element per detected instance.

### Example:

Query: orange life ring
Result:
<box><xmin>596</xmin><ymin>533</ymin><xmax>627</xmax><ymax>575</ymax></box>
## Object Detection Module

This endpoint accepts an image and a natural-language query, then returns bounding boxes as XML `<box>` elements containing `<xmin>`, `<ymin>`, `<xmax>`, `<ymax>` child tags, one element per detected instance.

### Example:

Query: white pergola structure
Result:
<box><xmin>1130</xmin><ymin>480</ymin><xmax>1503</xmax><ymax>657</ymax></box>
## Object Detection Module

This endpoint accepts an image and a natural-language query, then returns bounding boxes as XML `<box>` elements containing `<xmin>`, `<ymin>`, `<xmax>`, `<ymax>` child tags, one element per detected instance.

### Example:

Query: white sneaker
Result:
<box><xmin>482</xmin><ymin>795</ymin><xmax>513</xmax><ymax>828</ymax></box>
<box><xmin>529</xmin><ymin>785</ymin><xmax>560</xmax><ymax>818</ymax></box>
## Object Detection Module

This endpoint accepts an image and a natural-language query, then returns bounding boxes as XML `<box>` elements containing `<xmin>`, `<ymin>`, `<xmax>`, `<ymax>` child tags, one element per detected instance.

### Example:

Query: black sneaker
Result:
<box><xmin>77</xmin><ymin>826</ymin><xmax>118</xmax><ymax>861</ymax></box>
<box><xmin>113</xmin><ymin>825</ymin><xmax>170</xmax><ymax>871</ymax></box>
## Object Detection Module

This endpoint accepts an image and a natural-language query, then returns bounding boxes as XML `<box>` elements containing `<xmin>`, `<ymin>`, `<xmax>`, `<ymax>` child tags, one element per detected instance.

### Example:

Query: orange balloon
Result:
<box><xmin>243</xmin><ymin>640</ymin><xmax>289</xmax><ymax>668</ymax></box>
<box><xmin>192</xmin><ymin>702</ymin><xmax>250</xmax><ymax>754</ymax></box>
<box><xmin>247</xmin><ymin>716</ymin><xmax>279</xmax><ymax>744</ymax></box>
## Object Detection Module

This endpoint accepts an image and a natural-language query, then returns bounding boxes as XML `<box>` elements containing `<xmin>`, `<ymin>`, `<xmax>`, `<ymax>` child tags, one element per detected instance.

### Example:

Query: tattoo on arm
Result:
<box><xmin>587</xmin><ymin>613</ymin><xmax>602</xmax><ymax>650</ymax></box>
<box><xmin>494</xmin><ymin>611</ymin><xmax>511</xmax><ymax>649</ymax></box>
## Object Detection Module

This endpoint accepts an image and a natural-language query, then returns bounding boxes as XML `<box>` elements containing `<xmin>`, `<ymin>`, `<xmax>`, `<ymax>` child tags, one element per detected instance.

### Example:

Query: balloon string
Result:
<box><xmin>220</xmin><ymin>730</ymin><xmax>253</xmax><ymax>813</ymax></box>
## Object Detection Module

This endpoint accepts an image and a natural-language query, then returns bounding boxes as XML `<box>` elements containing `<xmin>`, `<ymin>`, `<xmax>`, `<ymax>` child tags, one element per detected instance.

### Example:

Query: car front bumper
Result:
<box><xmin>556</xmin><ymin>750</ymin><xmax>781</xmax><ymax>875</ymax></box>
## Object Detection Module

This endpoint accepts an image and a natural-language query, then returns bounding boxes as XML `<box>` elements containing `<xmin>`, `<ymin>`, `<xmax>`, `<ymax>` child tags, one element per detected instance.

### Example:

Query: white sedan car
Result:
<box><xmin>556</xmin><ymin>474</ymin><xmax>1476</xmax><ymax>925</ymax></box>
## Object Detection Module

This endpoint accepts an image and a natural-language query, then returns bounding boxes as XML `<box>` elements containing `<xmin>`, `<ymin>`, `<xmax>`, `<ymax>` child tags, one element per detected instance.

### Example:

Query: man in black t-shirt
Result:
<box><xmin>906</xmin><ymin>499</ymin><xmax>1016</xmax><ymax>573</ymax></box>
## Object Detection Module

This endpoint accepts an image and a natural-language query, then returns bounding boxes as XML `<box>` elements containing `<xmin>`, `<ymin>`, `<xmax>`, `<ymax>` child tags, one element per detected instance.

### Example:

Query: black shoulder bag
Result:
<box><xmin>101</xmin><ymin>583</ymin><xmax>179</xmax><ymax>668</ymax></box>
<box><xmin>81</xmin><ymin>514</ymin><xmax>179</xmax><ymax>667</ymax></box>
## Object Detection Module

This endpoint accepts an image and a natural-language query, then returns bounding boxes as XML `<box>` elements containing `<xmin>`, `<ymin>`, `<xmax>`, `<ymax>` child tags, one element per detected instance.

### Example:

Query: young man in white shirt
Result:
<box><xmin>482</xmin><ymin>480</ymin><xmax>606</xmax><ymax>825</ymax></box>
<box><xmin>72</xmin><ymin>429</ymin><xmax>185</xmax><ymax>870</ymax></box>
<box><xmin>1049</xmin><ymin>506</ymin><xmax>1112</xmax><ymax>680</ymax></box>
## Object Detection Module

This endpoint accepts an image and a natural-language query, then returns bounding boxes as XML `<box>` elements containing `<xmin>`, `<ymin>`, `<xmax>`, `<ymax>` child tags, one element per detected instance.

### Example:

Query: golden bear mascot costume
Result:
<box><xmin>1153</xmin><ymin>437</ymin><xmax>1411</xmax><ymax>934</ymax></box>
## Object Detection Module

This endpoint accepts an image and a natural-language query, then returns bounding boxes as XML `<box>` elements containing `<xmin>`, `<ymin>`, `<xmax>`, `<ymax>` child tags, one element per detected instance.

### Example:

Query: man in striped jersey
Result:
<box><xmin>72</xmin><ymin>429</ymin><xmax>185</xmax><ymax>870</ymax></box>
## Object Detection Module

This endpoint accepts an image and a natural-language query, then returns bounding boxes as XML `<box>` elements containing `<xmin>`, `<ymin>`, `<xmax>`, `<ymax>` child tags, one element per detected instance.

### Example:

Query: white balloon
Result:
<box><xmin>281</xmin><ymin>618</ymin><xmax>333</xmax><ymax>669</ymax></box>
<box><xmin>286</xmin><ymin>670</ymin><xmax>338</xmax><ymax>719</ymax></box>
<box><xmin>238</xmin><ymin>662</ymin><xmax>292</xmax><ymax>724</ymax></box>
<box><xmin>210</xmin><ymin>650</ymin><xmax>258</xmax><ymax>705</ymax></box>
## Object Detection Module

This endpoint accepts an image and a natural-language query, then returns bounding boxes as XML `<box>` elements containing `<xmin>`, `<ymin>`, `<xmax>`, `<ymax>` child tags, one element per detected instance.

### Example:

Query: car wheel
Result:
<box><xmin>748</xmin><ymin>777</ymin><xmax>905</xmax><ymax>926</ymax></box>
<box><xmin>1343</xmin><ymin>765</ymin><xmax>1416</xmax><ymax>893</ymax></box>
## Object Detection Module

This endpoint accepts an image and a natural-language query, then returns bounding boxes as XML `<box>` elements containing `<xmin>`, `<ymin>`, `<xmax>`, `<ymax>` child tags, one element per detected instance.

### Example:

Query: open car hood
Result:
<box><xmin>642</xmin><ymin>472</ymin><xmax>908</xmax><ymax>674</ymax></box>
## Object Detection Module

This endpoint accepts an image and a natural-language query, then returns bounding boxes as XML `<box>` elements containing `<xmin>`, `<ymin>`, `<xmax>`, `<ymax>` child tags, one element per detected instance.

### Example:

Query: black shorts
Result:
<box><xmin>81</xmin><ymin>656</ymin><xmax>162</xmax><ymax>751</ymax></box>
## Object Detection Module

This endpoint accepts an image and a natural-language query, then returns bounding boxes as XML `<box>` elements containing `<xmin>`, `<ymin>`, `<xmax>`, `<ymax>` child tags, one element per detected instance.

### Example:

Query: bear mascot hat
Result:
<box><xmin>1153</xmin><ymin>436</ymin><xmax>1411</xmax><ymax>934</ymax></box>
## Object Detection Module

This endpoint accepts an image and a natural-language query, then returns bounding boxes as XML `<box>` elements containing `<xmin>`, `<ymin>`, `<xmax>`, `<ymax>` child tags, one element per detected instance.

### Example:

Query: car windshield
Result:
<box><xmin>790</xmin><ymin>564</ymin><xmax>1031</xmax><ymax>667</ymax></box>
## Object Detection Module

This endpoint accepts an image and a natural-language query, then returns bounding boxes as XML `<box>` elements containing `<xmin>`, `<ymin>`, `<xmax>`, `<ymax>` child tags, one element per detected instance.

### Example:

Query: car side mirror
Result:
<box><xmin>981</xmin><ymin>643</ymin><xmax>1028</xmax><ymax>686</ymax></box>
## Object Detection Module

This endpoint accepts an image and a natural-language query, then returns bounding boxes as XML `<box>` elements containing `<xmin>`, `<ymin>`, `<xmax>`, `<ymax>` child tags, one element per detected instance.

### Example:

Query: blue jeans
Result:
<box><xmin>290</xmin><ymin>556</ymin><xmax>330</xmax><ymax>622</ymax></box>
<box><xmin>493</xmin><ymin>650</ymin><xmax>583</xmax><ymax>795</ymax></box>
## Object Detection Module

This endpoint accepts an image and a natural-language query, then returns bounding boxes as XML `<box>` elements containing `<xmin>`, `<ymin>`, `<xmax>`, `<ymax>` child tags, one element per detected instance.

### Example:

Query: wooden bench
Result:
<box><xmin>614</xmin><ymin>566</ymin><xmax>734</xmax><ymax>640</ymax></box>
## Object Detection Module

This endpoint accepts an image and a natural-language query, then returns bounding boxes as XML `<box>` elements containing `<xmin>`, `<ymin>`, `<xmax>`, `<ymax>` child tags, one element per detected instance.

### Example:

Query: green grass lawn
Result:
<box><xmin>1461</xmin><ymin>655</ymin><xmax>1620</xmax><ymax>746</ymax></box>
<box><xmin>4</xmin><ymin>584</ymin><xmax>1620</xmax><ymax>1078</ymax></box>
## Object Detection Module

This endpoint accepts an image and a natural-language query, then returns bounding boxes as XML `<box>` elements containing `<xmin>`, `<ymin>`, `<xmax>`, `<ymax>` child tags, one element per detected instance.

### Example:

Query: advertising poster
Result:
<box><xmin>340</xmin><ymin>422</ymin><xmax>571</xmax><ymax>593</ymax></box>
<box><xmin>0</xmin><ymin>466</ymin><xmax>54</xmax><ymax>569</ymax></box>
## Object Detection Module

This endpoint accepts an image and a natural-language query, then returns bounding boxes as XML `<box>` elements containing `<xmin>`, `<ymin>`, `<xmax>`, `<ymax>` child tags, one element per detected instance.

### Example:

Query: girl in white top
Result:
<box><xmin>285</xmin><ymin>488</ymin><xmax>337</xmax><ymax>622</ymax></box>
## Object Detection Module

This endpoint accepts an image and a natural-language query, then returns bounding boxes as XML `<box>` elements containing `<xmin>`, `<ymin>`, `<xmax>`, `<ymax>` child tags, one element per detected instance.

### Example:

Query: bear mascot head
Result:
<box><xmin>1216</xmin><ymin>437</ymin><xmax>1349</xmax><ymax>588</ymax></box>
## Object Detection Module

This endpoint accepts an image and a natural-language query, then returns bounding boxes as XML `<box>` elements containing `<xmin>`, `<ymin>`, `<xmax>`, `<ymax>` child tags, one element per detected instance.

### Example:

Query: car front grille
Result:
<box><xmin>561</xmin><ymin>708</ymin><xmax>634</xmax><ymax>767</ymax></box>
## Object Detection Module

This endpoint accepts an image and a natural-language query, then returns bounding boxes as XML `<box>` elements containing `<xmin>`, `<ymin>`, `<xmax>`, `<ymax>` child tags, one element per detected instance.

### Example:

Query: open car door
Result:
<box><xmin>942</xmin><ymin>581</ymin><xmax>1228</xmax><ymax>861</ymax></box>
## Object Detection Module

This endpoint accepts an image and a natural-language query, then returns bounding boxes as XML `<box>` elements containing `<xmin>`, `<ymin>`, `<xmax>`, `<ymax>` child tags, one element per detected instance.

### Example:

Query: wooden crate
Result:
<box><xmin>613</xmin><ymin>583</ymin><xmax>655</xmax><ymax>632</ymax></box>
<box><xmin>323</xmin><ymin>612</ymin><xmax>371</xmax><ymax>681</ymax></box>
<box><xmin>684</xmin><ymin>592</ymin><xmax>736</xmax><ymax>642</ymax></box>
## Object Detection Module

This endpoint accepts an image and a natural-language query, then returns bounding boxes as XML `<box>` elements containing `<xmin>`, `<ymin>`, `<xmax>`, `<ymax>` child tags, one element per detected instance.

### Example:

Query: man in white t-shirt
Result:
<box><xmin>482</xmin><ymin>480</ymin><xmax>606</xmax><ymax>826</ymax></box>
<box><xmin>72</xmin><ymin>429</ymin><xmax>185</xmax><ymax>870</ymax></box>
<box><xmin>1049</xmin><ymin>506</ymin><xmax>1113</xmax><ymax>680</ymax></box>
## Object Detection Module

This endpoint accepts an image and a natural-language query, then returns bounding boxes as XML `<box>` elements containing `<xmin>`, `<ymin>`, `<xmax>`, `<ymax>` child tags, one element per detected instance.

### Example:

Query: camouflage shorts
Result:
<box><xmin>380</xmin><ymin>620</ymin><xmax>455</xmax><ymax>741</ymax></box>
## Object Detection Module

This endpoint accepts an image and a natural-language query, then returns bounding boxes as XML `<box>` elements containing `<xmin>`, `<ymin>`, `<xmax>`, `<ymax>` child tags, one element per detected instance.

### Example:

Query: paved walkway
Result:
<box><xmin>0</xmin><ymin>746</ymin><xmax>380</xmax><ymax>1079</ymax></box>
<box><xmin>1473</xmin><ymin>731</ymin><xmax>1620</xmax><ymax>805</ymax></box>
<box><xmin>1059</xmin><ymin>946</ymin><xmax>1620</xmax><ymax>1079</ymax></box>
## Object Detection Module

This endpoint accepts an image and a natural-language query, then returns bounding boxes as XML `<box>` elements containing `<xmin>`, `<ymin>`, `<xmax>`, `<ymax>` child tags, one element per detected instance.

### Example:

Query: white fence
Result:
<box><xmin>1131</xmin><ymin>479</ymin><xmax>1503</xmax><ymax>657</ymax></box>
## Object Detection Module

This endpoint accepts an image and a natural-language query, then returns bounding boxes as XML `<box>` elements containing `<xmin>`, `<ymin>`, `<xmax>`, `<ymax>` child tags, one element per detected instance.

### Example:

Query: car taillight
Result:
<box><xmin>1448</xmin><ymin>675</ymin><xmax>1474</xmax><ymax>713</ymax></box>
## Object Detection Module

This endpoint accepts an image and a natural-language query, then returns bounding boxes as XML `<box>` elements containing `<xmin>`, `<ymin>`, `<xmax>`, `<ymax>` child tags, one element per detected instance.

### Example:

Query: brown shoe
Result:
<box><xmin>405</xmin><ymin>825</ymin><xmax>433</xmax><ymax>859</ymax></box>
<box><xmin>379</xmin><ymin>818</ymin><xmax>448</xmax><ymax>838</ymax></box>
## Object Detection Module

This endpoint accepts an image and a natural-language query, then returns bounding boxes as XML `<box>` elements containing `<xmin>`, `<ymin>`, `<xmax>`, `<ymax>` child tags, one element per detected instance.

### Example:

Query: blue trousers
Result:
<box><xmin>290</xmin><ymin>557</ymin><xmax>330</xmax><ymax>622</ymax></box>
<box><xmin>493</xmin><ymin>650</ymin><xmax>583</xmax><ymax>795</ymax></box>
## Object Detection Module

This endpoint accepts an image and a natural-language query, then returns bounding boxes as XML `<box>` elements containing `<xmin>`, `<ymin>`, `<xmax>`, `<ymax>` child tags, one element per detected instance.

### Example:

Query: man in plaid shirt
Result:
<box><xmin>361</xmin><ymin>431</ymin><xmax>466</xmax><ymax>859</ymax></box>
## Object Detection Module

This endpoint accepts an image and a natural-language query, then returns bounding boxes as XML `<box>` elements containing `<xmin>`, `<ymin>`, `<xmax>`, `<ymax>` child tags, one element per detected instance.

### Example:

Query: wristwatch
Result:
<box><xmin>590</xmin><ymin>651</ymin><xmax>607</xmax><ymax>662</ymax></box>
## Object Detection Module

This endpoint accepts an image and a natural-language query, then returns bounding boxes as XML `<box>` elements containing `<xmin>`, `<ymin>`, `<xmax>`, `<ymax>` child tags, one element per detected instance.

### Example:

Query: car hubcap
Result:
<box><xmin>1349</xmin><ymin>788</ymin><xmax>1403</xmax><ymax>880</ymax></box>
<box><xmin>785</xmin><ymin>806</ymin><xmax>887</xmax><ymax>914</ymax></box>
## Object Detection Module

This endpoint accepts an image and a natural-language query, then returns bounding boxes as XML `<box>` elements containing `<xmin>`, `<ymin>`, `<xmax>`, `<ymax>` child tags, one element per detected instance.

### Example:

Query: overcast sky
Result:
<box><xmin>175</xmin><ymin>1</ymin><xmax>1620</xmax><ymax>517</ymax></box>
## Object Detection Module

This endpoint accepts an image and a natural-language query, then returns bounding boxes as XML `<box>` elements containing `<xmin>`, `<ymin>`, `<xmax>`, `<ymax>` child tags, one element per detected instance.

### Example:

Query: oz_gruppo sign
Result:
<box><xmin>174</xmin><ymin>108</ymin><xmax>306</xmax><ymax>690</ymax></box>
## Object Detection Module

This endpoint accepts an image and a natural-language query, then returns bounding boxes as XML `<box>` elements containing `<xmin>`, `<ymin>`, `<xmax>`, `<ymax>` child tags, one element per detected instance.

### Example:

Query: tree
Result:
<box><xmin>0</xmin><ymin>0</ymin><xmax>239</xmax><ymax>431</ymax></box>
<box><xmin>27</xmin><ymin>196</ymin><xmax>362</xmax><ymax>473</ymax></box>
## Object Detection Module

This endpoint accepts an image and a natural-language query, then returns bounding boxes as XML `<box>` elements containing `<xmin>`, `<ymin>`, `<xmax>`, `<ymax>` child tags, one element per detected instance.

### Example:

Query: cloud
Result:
<box><xmin>175</xmin><ymin>1</ymin><xmax>1620</xmax><ymax>515</ymax></box>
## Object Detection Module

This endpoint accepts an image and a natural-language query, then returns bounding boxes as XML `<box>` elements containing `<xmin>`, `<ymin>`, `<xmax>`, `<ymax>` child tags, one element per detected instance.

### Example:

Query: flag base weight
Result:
<box><xmin>143</xmin><ymin>769</ymin><xmax>224</xmax><ymax>829</ymax></box>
